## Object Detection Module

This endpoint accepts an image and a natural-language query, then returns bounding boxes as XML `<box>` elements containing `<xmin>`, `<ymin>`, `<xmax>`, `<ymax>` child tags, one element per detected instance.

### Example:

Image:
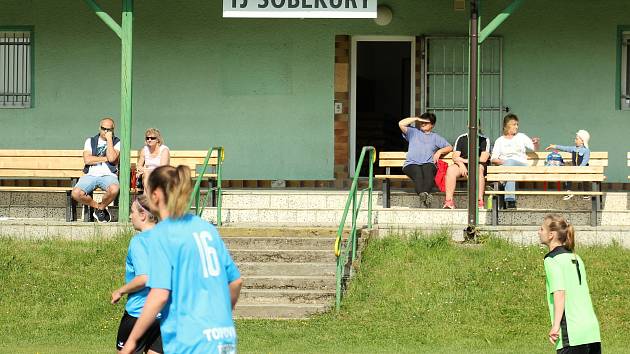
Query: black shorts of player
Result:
<box><xmin>116</xmin><ymin>311</ymin><xmax>163</xmax><ymax>353</ymax></box>
<box><xmin>557</xmin><ymin>342</ymin><xmax>601</xmax><ymax>354</ymax></box>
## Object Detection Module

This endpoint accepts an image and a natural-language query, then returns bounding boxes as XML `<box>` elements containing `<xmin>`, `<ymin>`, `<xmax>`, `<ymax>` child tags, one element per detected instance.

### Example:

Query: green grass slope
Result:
<box><xmin>1</xmin><ymin>233</ymin><xmax>629</xmax><ymax>354</ymax></box>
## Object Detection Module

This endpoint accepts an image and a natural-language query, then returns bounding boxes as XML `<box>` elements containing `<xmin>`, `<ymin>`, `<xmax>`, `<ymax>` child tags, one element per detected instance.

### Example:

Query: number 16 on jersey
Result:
<box><xmin>193</xmin><ymin>231</ymin><xmax>221</xmax><ymax>278</ymax></box>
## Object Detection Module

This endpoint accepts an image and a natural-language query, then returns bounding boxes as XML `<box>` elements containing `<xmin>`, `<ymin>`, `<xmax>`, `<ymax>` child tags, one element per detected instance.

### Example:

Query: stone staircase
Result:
<box><xmin>220</xmin><ymin>227</ymin><xmax>343</xmax><ymax>319</ymax></box>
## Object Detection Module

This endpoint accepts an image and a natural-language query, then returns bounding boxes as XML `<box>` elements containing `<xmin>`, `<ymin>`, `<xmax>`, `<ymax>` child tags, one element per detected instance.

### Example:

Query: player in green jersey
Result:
<box><xmin>538</xmin><ymin>214</ymin><xmax>601</xmax><ymax>354</ymax></box>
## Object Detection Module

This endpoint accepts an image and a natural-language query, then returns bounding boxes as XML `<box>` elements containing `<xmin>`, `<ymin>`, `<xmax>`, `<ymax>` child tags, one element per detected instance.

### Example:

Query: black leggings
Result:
<box><xmin>402</xmin><ymin>163</ymin><xmax>436</xmax><ymax>194</ymax></box>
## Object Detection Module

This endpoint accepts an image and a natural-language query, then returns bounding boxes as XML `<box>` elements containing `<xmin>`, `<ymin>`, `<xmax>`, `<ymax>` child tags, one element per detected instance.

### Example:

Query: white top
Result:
<box><xmin>490</xmin><ymin>133</ymin><xmax>535</xmax><ymax>164</ymax></box>
<box><xmin>83</xmin><ymin>138</ymin><xmax>121</xmax><ymax>177</ymax></box>
<box><xmin>143</xmin><ymin>144</ymin><xmax>169</xmax><ymax>171</ymax></box>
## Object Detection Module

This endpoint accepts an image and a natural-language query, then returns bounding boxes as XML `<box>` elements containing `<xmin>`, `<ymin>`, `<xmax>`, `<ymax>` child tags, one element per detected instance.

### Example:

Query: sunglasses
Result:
<box><xmin>100</xmin><ymin>126</ymin><xmax>113</xmax><ymax>132</ymax></box>
<box><xmin>145</xmin><ymin>136</ymin><xmax>158</xmax><ymax>141</ymax></box>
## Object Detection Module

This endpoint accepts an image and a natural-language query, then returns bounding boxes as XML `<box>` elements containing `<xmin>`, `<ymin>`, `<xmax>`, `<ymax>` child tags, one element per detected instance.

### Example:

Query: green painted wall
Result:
<box><xmin>1</xmin><ymin>0</ymin><xmax>629</xmax><ymax>181</ymax></box>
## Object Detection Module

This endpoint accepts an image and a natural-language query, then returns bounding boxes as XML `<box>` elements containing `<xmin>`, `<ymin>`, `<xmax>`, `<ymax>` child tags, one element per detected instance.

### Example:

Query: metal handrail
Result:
<box><xmin>334</xmin><ymin>146</ymin><xmax>375</xmax><ymax>311</ymax></box>
<box><xmin>188</xmin><ymin>146</ymin><xmax>224</xmax><ymax>226</ymax></box>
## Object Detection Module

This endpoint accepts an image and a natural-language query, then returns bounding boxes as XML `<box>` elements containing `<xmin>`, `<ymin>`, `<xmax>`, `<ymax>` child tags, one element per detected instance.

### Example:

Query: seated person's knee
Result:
<box><xmin>108</xmin><ymin>183</ymin><xmax>120</xmax><ymax>195</ymax></box>
<box><xmin>71</xmin><ymin>187</ymin><xmax>84</xmax><ymax>201</ymax></box>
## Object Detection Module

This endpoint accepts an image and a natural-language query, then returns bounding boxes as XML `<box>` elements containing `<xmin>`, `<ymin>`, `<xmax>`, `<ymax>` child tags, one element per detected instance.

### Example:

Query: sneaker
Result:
<box><xmin>93</xmin><ymin>208</ymin><xmax>111</xmax><ymax>223</ymax></box>
<box><xmin>582</xmin><ymin>195</ymin><xmax>591</xmax><ymax>200</ymax></box>
<box><xmin>505</xmin><ymin>201</ymin><xmax>517</xmax><ymax>209</ymax></box>
<box><xmin>443</xmin><ymin>199</ymin><xmax>456</xmax><ymax>209</ymax></box>
<box><xmin>563</xmin><ymin>193</ymin><xmax>574</xmax><ymax>201</ymax></box>
<box><xmin>423</xmin><ymin>193</ymin><xmax>433</xmax><ymax>208</ymax></box>
<box><xmin>478</xmin><ymin>199</ymin><xmax>485</xmax><ymax>208</ymax></box>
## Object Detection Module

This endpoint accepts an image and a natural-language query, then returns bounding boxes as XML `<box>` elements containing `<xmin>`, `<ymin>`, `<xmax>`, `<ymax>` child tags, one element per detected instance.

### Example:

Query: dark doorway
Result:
<box><xmin>355</xmin><ymin>41</ymin><xmax>412</xmax><ymax>176</ymax></box>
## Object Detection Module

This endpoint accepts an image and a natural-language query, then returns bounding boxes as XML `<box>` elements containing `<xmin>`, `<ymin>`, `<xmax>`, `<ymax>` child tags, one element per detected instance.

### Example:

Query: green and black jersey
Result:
<box><xmin>544</xmin><ymin>246</ymin><xmax>601</xmax><ymax>350</ymax></box>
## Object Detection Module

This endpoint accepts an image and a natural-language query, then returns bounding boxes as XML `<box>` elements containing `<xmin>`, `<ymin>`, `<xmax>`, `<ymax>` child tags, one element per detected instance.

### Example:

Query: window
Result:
<box><xmin>0</xmin><ymin>29</ymin><xmax>32</xmax><ymax>108</ymax></box>
<box><xmin>622</xmin><ymin>31</ymin><xmax>630</xmax><ymax>110</ymax></box>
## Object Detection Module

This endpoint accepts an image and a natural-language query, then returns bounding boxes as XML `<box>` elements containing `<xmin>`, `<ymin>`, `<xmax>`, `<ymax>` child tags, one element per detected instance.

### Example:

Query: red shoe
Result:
<box><xmin>478</xmin><ymin>199</ymin><xmax>485</xmax><ymax>208</ymax></box>
<box><xmin>443</xmin><ymin>199</ymin><xmax>456</xmax><ymax>209</ymax></box>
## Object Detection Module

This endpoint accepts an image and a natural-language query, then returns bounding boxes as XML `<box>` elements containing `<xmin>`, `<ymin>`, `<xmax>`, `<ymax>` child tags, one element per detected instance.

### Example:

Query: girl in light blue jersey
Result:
<box><xmin>112</xmin><ymin>195</ymin><xmax>162</xmax><ymax>354</ymax></box>
<box><xmin>121</xmin><ymin>165</ymin><xmax>243</xmax><ymax>354</ymax></box>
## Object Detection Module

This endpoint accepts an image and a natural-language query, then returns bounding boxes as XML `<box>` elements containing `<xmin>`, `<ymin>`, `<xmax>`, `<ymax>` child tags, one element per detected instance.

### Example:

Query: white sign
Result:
<box><xmin>223</xmin><ymin>0</ymin><xmax>377</xmax><ymax>18</ymax></box>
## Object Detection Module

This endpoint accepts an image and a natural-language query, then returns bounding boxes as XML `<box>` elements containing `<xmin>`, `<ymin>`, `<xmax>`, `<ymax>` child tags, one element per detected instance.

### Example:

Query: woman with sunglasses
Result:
<box><xmin>136</xmin><ymin>128</ymin><xmax>170</xmax><ymax>192</ymax></box>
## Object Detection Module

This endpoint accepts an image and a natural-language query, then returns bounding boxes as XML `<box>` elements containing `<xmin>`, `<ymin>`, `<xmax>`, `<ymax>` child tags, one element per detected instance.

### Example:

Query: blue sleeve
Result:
<box><xmin>436</xmin><ymin>134</ymin><xmax>450</xmax><ymax>149</ymax></box>
<box><xmin>222</xmin><ymin>242</ymin><xmax>241</xmax><ymax>283</ymax></box>
<box><xmin>403</xmin><ymin>127</ymin><xmax>416</xmax><ymax>141</ymax></box>
<box><xmin>146</xmin><ymin>236</ymin><xmax>173</xmax><ymax>290</ymax></box>
<box><xmin>554</xmin><ymin>145</ymin><xmax>577</xmax><ymax>153</ymax></box>
<box><xmin>213</xmin><ymin>231</ymin><xmax>240</xmax><ymax>282</ymax></box>
<box><xmin>580</xmin><ymin>148</ymin><xmax>590</xmax><ymax>166</ymax></box>
<box><xmin>129</xmin><ymin>237</ymin><xmax>150</xmax><ymax>276</ymax></box>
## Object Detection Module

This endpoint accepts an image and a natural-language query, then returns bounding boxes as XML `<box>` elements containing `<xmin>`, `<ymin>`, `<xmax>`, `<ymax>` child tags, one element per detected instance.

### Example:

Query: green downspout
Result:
<box><xmin>118</xmin><ymin>0</ymin><xmax>134</xmax><ymax>221</ymax></box>
<box><xmin>84</xmin><ymin>0</ymin><xmax>134</xmax><ymax>222</ymax></box>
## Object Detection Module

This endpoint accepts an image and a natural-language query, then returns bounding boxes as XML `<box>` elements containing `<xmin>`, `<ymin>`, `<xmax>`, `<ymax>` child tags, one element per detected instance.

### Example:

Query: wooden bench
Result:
<box><xmin>0</xmin><ymin>149</ymin><xmax>221</xmax><ymax>222</ymax></box>
<box><xmin>376</xmin><ymin>152</ymin><xmax>465</xmax><ymax>208</ymax></box>
<box><xmin>486</xmin><ymin>151</ymin><xmax>607</xmax><ymax>227</ymax></box>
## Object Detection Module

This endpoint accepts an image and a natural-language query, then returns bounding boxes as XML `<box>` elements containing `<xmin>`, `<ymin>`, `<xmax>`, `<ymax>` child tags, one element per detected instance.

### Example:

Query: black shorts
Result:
<box><xmin>557</xmin><ymin>342</ymin><xmax>601</xmax><ymax>354</ymax></box>
<box><xmin>116</xmin><ymin>311</ymin><xmax>163</xmax><ymax>353</ymax></box>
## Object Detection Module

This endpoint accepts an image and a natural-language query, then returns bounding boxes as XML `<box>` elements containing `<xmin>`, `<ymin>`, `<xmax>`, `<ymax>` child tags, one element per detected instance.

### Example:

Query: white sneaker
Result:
<box><xmin>562</xmin><ymin>194</ymin><xmax>574</xmax><ymax>201</ymax></box>
<box><xmin>582</xmin><ymin>195</ymin><xmax>591</xmax><ymax>200</ymax></box>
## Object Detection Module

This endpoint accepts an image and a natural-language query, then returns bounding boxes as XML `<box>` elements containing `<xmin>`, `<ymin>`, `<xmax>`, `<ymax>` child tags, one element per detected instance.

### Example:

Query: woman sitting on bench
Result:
<box><xmin>398</xmin><ymin>113</ymin><xmax>452</xmax><ymax>208</ymax></box>
<box><xmin>490</xmin><ymin>114</ymin><xmax>540</xmax><ymax>209</ymax></box>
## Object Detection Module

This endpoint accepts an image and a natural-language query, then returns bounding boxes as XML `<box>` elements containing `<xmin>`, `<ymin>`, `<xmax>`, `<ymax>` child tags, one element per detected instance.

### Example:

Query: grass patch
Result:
<box><xmin>1</xmin><ymin>233</ymin><xmax>629</xmax><ymax>353</ymax></box>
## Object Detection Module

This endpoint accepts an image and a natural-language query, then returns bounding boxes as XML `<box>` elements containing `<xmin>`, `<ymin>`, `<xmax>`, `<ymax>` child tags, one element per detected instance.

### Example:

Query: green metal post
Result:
<box><xmin>479</xmin><ymin>0</ymin><xmax>525</xmax><ymax>44</ymax></box>
<box><xmin>118</xmin><ymin>0</ymin><xmax>134</xmax><ymax>222</ymax></box>
<box><xmin>216</xmin><ymin>147</ymin><xmax>223</xmax><ymax>226</ymax></box>
<box><xmin>367</xmin><ymin>149</ymin><xmax>374</xmax><ymax>229</ymax></box>
<box><xmin>84</xmin><ymin>0</ymin><xmax>133</xmax><ymax>222</ymax></box>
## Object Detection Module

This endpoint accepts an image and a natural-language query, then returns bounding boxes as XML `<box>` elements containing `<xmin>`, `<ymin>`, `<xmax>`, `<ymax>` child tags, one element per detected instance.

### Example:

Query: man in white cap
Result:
<box><xmin>545</xmin><ymin>129</ymin><xmax>591</xmax><ymax>200</ymax></box>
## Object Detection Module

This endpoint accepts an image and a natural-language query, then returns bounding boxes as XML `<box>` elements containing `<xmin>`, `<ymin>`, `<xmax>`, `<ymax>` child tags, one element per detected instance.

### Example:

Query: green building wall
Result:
<box><xmin>1</xmin><ymin>0</ymin><xmax>629</xmax><ymax>181</ymax></box>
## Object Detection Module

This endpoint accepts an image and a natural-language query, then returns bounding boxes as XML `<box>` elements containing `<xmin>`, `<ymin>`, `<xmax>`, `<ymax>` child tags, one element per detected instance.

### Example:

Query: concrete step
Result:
<box><xmin>231</xmin><ymin>249</ymin><xmax>336</xmax><ymax>263</ymax></box>
<box><xmin>237</xmin><ymin>262</ymin><xmax>336</xmax><ymax>277</ymax></box>
<box><xmin>239</xmin><ymin>289</ymin><xmax>335</xmax><ymax>305</ymax></box>
<box><xmin>218</xmin><ymin>226</ymin><xmax>343</xmax><ymax>237</ymax></box>
<box><xmin>224</xmin><ymin>236</ymin><xmax>336</xmax><ymax>250</ymax></box>
<box><xmin>242</xmin><ymin>275</ymin><xmax>335</xmax><ymax>291</ymax></box>
<box><xmin>233</xmin><ymin>303</ymin><xmax>330</xmax><ymax>320</ymax></box>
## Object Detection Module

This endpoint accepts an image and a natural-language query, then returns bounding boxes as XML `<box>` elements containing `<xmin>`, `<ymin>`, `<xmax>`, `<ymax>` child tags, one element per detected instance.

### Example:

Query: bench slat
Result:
<box><xmin>0</xmin><ymin>186</ymin><xmax>73</xmax><ymax>192</ymax></box>
<box><xmin>486</xmin><ymin>174</ymin><xmax>604</xmax><ymax>182</ymax></box>
<box><xmin>487</xmin><ymin>166</ymin><xmax>604</xmax><ymax>174</ymax></box>
<box><xmin>0</xmin><ymin>170</ymin><xmax>84</xmax><ymax>178</ymax></box>
<box><xmin>485</xmin><ymin>191</ymin><xmax>603</xmax><ymax>195</ymax></box>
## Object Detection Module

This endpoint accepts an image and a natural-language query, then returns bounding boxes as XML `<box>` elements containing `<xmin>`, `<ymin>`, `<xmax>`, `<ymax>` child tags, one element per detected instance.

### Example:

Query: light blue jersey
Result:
<box><xmin>124</xmin><ymin>230</ymin><xmax>152</xmax><ymax>318</ymax></box>
<box><xmin>147</xmin><ymin>214</ymin><xmax>241</xmax><ymax>354</ymax></box>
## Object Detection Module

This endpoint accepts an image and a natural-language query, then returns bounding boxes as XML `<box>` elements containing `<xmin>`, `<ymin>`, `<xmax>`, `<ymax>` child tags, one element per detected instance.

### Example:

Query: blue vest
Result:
<box><xmin>82</xmin><ymin>134</ymin><xmax>120</xmax><ymax>174</ymax></box>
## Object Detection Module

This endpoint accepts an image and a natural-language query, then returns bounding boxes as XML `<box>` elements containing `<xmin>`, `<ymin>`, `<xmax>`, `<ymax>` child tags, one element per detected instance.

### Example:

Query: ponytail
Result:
<box><xmin>565</xmin><ymin>223</ymin><xmax>575</xmax><ymax>252</ymax></box>
<box><xmin>544</xmin><ymin>214</ymin><xmax>576</xmax><ymax>251</ymax></box>
<box><xmin>147</xmin><ymin>165</ymin><xmax>192</xmax><ymax>218</ymax></box>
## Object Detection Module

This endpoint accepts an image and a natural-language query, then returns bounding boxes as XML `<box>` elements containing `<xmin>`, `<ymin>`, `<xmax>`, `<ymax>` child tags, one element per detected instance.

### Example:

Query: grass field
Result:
<box><xmin>1</xmin><ymin>232</ymin><xmax>629</xmax><ymax>354</ymax></box>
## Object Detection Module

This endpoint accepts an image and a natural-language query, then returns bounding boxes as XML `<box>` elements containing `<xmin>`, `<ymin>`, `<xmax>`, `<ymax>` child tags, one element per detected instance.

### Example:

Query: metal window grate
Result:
<box><xmin>1</xmin><ymin>30</ymin><xmax>32</xmax><ymax>108</ymax></box>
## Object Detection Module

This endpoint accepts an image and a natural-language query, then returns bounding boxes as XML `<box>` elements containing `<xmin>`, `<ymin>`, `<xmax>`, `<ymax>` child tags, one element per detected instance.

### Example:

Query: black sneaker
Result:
<box><xmin>93</xmin><ymin>208</ymin><xmax>111</xmax><ymax>223</ymax></box>
<box><xmin>424</xmin><ymin>193</ymin><xmax>433</xmax><ymax>208</ymax></box>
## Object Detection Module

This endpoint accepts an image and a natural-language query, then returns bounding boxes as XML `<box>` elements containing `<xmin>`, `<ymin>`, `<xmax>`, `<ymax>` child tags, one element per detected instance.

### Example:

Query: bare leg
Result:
<box><xmin>478</xmin><ymin>164</ymin><xmax>486</xmax><ymax>202</ymax></box>
<box><xmin>71</xmin><ymin>187</ymin><xmax>98</xmax><ymax>209</ymax></box>
<box><xmin>98</xmin><ymin>184</ymin><xmax>120</xmax><ymax>209</ymax></box>
<box><xmin>445</xmin><ymin>164</ymin><xmax>461</xmax><ymax>201</ymax></box>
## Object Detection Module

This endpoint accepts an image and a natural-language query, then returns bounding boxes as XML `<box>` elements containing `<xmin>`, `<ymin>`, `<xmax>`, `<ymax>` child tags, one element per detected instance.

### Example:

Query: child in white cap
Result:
<box><xmin>546</xmin><ymin>130</ymin><xmax>591</xmax><ymax>200</ymax></box>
